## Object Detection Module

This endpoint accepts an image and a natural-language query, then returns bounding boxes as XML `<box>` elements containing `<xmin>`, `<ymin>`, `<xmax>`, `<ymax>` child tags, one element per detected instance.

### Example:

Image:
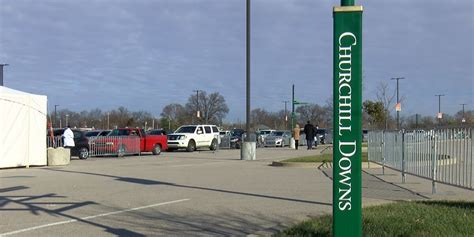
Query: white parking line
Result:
<box><xmin>0</xmin><ymin>198</ymin><xmax>190</xmax><ymax>236</ymax></box>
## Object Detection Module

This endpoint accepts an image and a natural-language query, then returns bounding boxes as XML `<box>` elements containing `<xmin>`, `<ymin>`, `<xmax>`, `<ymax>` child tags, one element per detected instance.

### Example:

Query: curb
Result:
<box><xmin>271</xmin><ymin>161</ymin><xmax>322</xmax><ymax>168</ymax></box>
<box><xmin>271</xmin><ymin>161</ymin><xmax>382</xmax><ymax>169</ymax></box>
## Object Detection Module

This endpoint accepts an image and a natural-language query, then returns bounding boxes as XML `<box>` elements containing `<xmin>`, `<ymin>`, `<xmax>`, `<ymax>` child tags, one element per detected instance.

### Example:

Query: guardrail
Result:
<box><xmin>368</xmin><ymin>128</ymin><xmax>473</xmax><ymax>193</ymax></box>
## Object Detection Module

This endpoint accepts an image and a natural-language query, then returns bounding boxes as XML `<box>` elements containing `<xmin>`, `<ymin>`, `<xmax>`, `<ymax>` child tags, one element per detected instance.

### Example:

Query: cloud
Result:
<box><xmin>0</xmin><ymin>0</ymin><xmax>472</xmax><ymax>121</ymax></box>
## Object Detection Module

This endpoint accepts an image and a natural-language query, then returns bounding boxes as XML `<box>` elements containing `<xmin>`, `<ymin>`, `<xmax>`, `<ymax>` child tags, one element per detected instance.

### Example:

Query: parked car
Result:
<box><xmin>230</xmin><ymin>129</ymin><xmax>245</xmax><ymax>149</ymax></box>
<box><xmin>264</xmin><ymin>131</ymin><xmax>291</xmax><ymax>147</ymax></box>
<box><xmin>316</xmin><ymin>128</ymin><xmax>328</xmax><ymax>145</ymax></box>
<box><xmin>219</xmin><ymin>130</ymin><xmax>231</xmax><ymax>138</ymax></box>
<box><xmin>85</xmin><ymin>130</ymin><xmax>111</xmax><ymax>141</ymax></box>
<box><xmin>146</xmin><ymin>129</ymin><xmax>167</xmax><ymax>136</ymax></box>
<box><xmin>50</xmin><ymin>128</ymin><xmax>90</xmax><ymax>159</ymax></box>
<box><xmin>92</xmin><ymin>128</ymin><xmax>167</xmax><ymax>156</ymax></box>
<box><xmin>258</xmin><ymin>129</ymin><xmax>276</xmax><ymax>144</ymax></box>
<box><xmin>167</xmin><ymin>125</ymin><xmax>220</xmax><ymax>152</ymax></box>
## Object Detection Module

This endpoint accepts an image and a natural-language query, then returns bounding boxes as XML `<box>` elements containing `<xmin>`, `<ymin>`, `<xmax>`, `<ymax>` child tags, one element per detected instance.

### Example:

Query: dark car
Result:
<box><xmin>230</xmin><ymin>129</ymin><xmax>245</xmax><ymax>149</ymax></box>
<box><xmin>146</xmin><ymin>129</ymin><xmax>167</xmax><ymax>136</ymax></box>
<box><xmin>315</xmin><ymin>129</ymin><xmax>327</xmax><ymax>145</ymax></box>
<box><xmin>51</xmin><ymin>129</ymin><xmax>90</xmax><ymax>159</ymax></box>
<box><xmin>85</xmin><ymin>130</ymin><xmax>111</xmax><ymax>138</ymax></box>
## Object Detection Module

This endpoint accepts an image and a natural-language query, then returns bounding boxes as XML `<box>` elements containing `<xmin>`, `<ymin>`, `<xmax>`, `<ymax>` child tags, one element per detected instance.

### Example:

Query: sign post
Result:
<box><xmin>333</xmin><ymin>0</ymin><xmax>363</xmax><ymax>236</ymax></box>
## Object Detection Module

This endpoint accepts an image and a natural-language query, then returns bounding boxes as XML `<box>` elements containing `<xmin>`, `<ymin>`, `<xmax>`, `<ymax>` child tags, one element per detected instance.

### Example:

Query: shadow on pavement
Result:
<box><xmin>44</xmin><ymin>168</ymin><xmax>331</xmax><ymax>206</ymax></box>
<box><xmin>0</xmin><ymin>185</ymin><xmax>146</xmax><ymax>237</ymax></box>
<box><xmin>319</xmin><ymin>167</ymin><xmax>429</xmax><ymax>201</ymax></box>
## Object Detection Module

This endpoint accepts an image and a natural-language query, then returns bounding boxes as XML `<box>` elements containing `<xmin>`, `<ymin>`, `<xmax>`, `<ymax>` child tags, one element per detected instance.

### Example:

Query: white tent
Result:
<box><xmin>0</xmin><ymin>86</ymin><xmax>47</xmax><ymax>168</ymax></box>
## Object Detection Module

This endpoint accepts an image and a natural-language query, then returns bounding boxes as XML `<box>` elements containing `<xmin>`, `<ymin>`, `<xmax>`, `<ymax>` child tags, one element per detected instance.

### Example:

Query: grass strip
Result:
<box><xmin>282</xmin><ymin>152</ymin><xmax>368</xmax><ymax>163</ymax></box>
<box><xmin>275</xmin><ymin>200</ymin><xmax>474</xmax><ymax>237</ymax></box>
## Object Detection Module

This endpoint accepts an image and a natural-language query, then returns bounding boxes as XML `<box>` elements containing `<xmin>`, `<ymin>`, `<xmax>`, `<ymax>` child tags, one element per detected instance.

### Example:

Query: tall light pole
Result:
<box><xmin>283</xmin><ymin>100</ymin><xmax>289</xmax><ymax>130</ymax></box>
<box><xmin>460</xmin><ymin>103</ymin><xmax>467</xmax><ymax>123</ymax></box>
<box><xmin>0</xmin><ymin>63</ymin><xmax>9</xmax><ymax>86</ymax></box>
<box><xmin>66</xmin><ymin>114</ymin><xmax>69</xmax><ymax>127</ymax></box>
<box><xmin>54</xmin><ymin>104</ymin><xmax>60</xmax><ymax>128</ymax></box>
<box><xmin>240</xmin><ymin>0</ymin><xmax>256</xmax><ymax>161</ymax></box>
<box><xmin>435</xmin><ymin>94</ymin><xmax>445</xmax><ymax>125</ymax></box>
<box><xmin>391</xmin><ymin>77</ymin><xmax>404</xmax><ymax>130</ymax></box>
<box><xmin>107</xmin><ymin>112</ymin><xmax>110</xmax><ymax>129</ymax></box>
<box><xmin>245</xmin><ymin>0</ymin><xmax>251</xmax><ymax>137</ymax></box>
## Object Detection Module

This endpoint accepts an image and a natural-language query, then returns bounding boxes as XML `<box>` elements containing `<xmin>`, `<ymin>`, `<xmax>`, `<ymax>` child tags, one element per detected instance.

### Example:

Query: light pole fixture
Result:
<box><xmin>391</xmin><ymin>77</ymin><xmax>405</xmax><ymax>130</ymax></box>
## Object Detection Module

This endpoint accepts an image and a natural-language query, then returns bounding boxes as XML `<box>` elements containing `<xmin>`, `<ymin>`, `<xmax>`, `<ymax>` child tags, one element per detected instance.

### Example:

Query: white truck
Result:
<box><xmin>167</xmin><ymin>125</ymin><xmax>220</xmax><ymax>152</ymax></box>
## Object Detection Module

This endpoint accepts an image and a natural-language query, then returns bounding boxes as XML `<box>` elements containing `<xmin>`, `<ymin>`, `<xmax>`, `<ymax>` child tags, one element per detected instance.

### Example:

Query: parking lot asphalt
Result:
<box><xmin>0</xmin><ymin>147</ymin><xmax>472</xmax><ymax>236</ymax></box>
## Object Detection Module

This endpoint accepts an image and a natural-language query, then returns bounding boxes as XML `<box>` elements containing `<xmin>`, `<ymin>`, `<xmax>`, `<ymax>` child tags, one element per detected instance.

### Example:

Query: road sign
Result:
<box><xmin>437</xmin><ymin>112</ymin><xmax>443</xmax><ymax>119</ymax></box>
<box><xmin>333</xmin><ymin>4</ymin><xmax>363</xmax><ymax>237</ymax></box>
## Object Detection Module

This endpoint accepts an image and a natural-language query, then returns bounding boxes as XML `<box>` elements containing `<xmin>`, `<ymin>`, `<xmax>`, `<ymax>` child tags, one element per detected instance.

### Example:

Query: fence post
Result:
<box><xmin>432</xmin><ymin>133</ymin><xmax>437</xmax><ymax>194</ymax></box>
<box><xmin>382</xmin><ymin>131</ymin><xmax>385</xmax><ymax>175</ymax></box>
<box><xmin>470</xmin><ymin>128</ymin><xmax>473</xmax><ymax>190</ymax></box>
<box><xmin>402</xmin><ymin>130</ymin><xmax>406</xmax><ymax>184</ymax></box>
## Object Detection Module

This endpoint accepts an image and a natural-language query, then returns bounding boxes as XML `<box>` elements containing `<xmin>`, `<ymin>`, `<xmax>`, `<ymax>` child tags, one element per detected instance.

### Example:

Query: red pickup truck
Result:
<box><xmin>91</xmin><ymin>128</ymin><xmax>167</xmax><ymax>156</ymax></box>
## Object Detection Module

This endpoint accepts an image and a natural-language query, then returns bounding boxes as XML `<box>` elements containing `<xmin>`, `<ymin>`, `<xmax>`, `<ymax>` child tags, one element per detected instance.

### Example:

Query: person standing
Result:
<box><xmin>62</xmin><ymin>125</ymin><xmax>75</xmax><ymax>149</ymax></box>
<box><xmin>293</xmin><ymin>124</ymin><xmax>301</xmax><ymax>150</ymax></box>
<box><xmin>303</xmin><ymin>121</ymin><xmax>315</xmax><ymax>150</ymax></box>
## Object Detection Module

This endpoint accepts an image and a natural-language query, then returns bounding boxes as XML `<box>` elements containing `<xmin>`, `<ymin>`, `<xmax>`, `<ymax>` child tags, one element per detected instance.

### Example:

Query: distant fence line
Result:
<box><xmin>368</xmin><ymin>128</ymin><xmax>473</xmax><ymax>193</ymax></box>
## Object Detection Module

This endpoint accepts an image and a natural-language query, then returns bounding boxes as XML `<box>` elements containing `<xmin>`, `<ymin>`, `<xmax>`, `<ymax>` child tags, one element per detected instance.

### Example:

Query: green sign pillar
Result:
<box><xmin>332</xmin><ymin>1</ymin><xmax>363</xmax><ymax>237</ymax></box>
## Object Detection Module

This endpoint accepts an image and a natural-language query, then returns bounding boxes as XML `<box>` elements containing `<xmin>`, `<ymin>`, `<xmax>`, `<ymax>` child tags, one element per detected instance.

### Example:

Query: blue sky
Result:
<box><xmin>0</xmin><ymin>0</ymin><xmax>472</xmax><ymax>121</ymax></box>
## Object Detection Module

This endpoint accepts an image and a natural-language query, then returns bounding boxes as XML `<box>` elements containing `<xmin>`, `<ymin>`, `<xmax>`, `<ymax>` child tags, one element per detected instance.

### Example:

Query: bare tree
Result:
<box><xmin>375</xmin><ymin>81</ymin><xmax>396</xmax><ymax>129</ymax></box>
<box><xmin>161</xmin><ymin>103</ymin><xmax>186</xmax><ymax>124</ymax></box>
<box><xmin>185</xmin><ymin>91</ymin><xmax>229</xmax><ymax>124</ymax></box>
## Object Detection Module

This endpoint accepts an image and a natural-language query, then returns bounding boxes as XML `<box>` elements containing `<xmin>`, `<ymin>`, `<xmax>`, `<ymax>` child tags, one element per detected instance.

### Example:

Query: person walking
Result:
<box><xmin>304</xmin><ymin>121</ymin><xmax>315</xmax><ymax>150</ymax></box>
<box><xmin>293</xmin><ymin>124</ymin><xmax>301</xmax><ymax>150</ymax></box>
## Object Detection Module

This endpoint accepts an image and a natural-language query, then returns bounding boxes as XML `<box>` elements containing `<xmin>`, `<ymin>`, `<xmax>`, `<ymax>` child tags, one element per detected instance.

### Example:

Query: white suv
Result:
<box><xmin>167</xmin><ymin>125</ymin><xmax>220</xmax><ymax>152</ymax></box>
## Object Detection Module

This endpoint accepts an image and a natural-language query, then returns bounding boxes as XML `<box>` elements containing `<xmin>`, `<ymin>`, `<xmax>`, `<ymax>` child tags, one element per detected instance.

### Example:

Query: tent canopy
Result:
<box><xmin>0</xmin><ymin>86</ymin><xmax>48</xmax><ymax>168</ymax></box>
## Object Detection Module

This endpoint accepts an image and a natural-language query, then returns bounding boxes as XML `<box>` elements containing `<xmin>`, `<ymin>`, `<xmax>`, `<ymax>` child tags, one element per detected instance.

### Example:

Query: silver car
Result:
<box><xmin>264</xmin><ymin>131</ymin><xmax>291</xmax><ymax>147</ymax></box>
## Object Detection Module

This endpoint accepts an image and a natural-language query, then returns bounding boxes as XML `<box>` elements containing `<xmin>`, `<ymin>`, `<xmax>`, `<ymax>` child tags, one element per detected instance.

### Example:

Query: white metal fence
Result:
<box><xmin>368</xmin><ymin>128</ymin><xmax>473</xmax><ymax>192</ymax></box>
<box><xmin>47</xmin><ymin>136</ymin><xmax>141</xmax><ymax>157</ymax></box>
<box><xmin>46</xmin><ymin>136</ymin><xmax>63</xmax><ymax>148</ymax></box>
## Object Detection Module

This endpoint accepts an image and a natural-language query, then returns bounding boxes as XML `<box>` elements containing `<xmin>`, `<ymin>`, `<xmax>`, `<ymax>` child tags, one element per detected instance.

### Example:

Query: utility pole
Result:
<box><xmin>435</xmin><ymin>94</ymin><xmax>445</xmax><ymax>126</ymax></box>
<box><xmin>391</xmin><ymin>77</ymin><xmax>405</xmax><ymax>130</ymax></box>
<box><xmin>415</xmin><ymin>113</ymin><xmax>419</xmax><ymax>129</ymax></box>
<box><xmin>193</xmin><ymin>89</ymin><xmax>203</xmax><ymax>122</ymax></box>
<box><xmin>291</xmin><ymin>84</ymin><xmax>295</xmax><ymax>130</ymax></box>
<box><xmin>107</xmin><ymin>112</ymin><xmax>110</xmax><ymax>129</ymax></box>
<box><xmin>283</xmin><ymin>100</ymin><xmax>289</xmax><ymax>130</ymax></box>
<box><xmin>66</xmin><ymin>114</ymin><xmax>69</xmax><ymax>127</ymax></box>
<box><xmin>0</xmin><ymin>63</ymin><xmax>9</xmax><ymax>86</ymax></box>
<box><xmin>54</xmin><ymin>104</ymin><xmax>60</xmax><ymax>128</ymax></box>
<box><xmin>460</xmin><ymin>103</ymin><xmax>467</xmax><ymax>123</ymax></box>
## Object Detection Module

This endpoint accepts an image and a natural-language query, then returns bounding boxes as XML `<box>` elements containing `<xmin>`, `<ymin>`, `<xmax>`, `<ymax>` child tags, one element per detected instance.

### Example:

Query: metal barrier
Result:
<box><xmin>368</xmin><ymin>128</ymin><xmax>473</xmax><ymax>192</ymax></box>
<box><xmin>47</xmin><ymin>136</ymin><xmax>63</xmax><ymax>148</ymax></box>
<box><xmin>89</xmin><ymin>136</ymin><xmax>141</xmax><ymax>157</ymax></box>
<box><xmin>220</xmin><ymin>135</ymin><xmax>231</xmax><ymax>149</ymax></box>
